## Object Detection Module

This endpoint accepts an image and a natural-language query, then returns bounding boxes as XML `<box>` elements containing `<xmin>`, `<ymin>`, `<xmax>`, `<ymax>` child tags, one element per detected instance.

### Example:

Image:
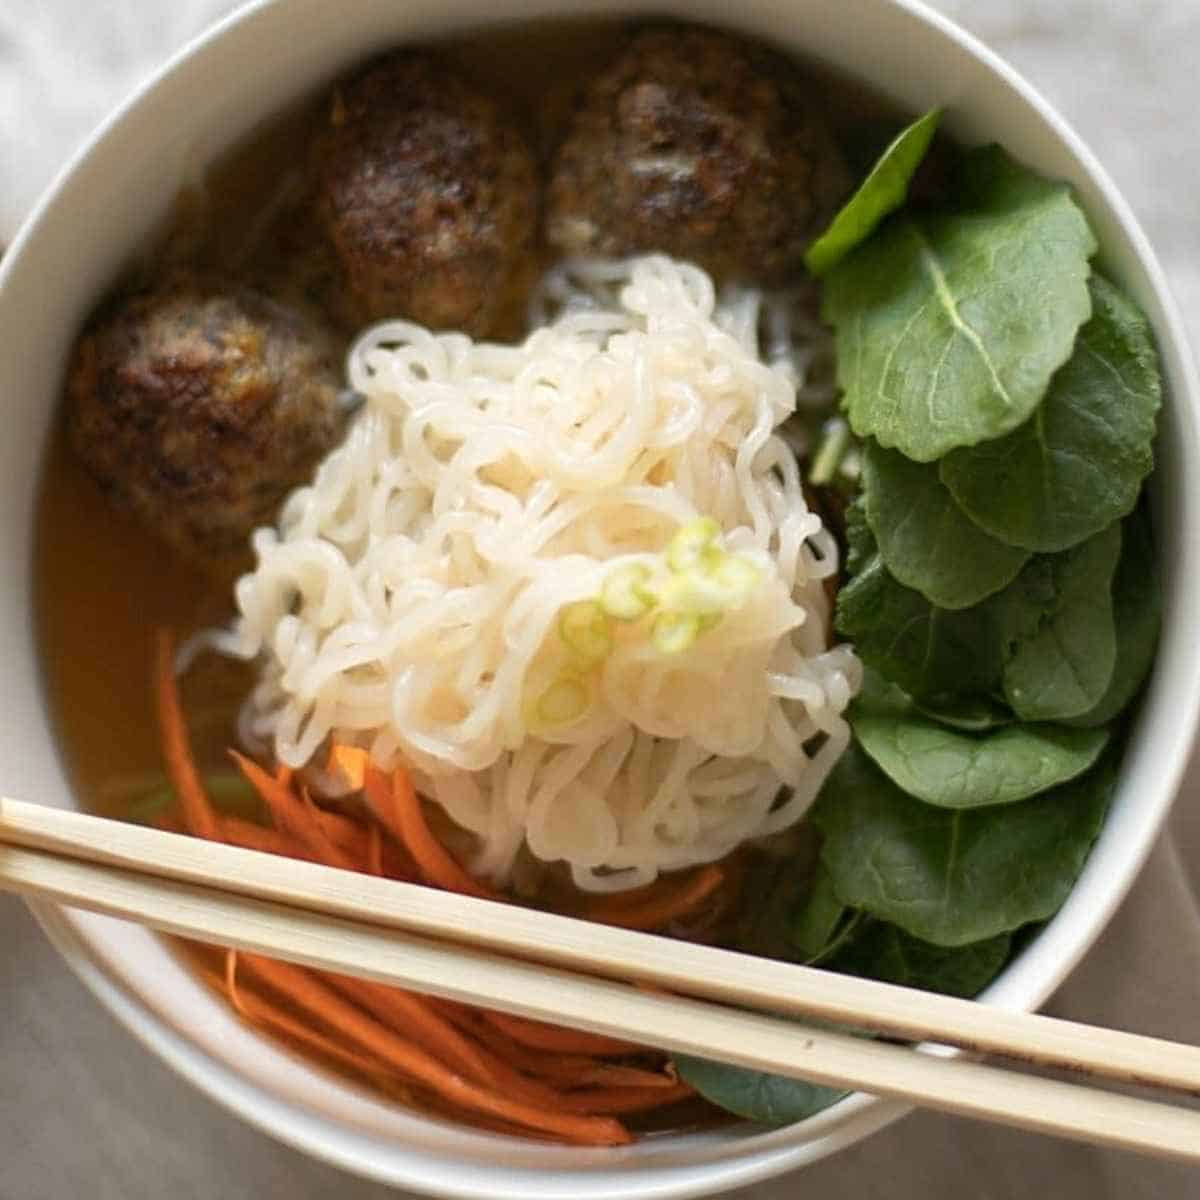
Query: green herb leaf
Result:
<box><xmin>673</xmin><ymin>1055</ymin><xmax>847</xmax><ymax>1126</ymax></box>
<box><xmin>852</xmin><ymin>712</ymin><xmax>1110</xmax><ymax>808</ymax></box>
<box><xmin>812</xmin><ymin>744</ymin><xmax>1115</xmax><ymax>946</ymax></box>
<box><xmin>1003</xmin><ymin>523</ymin><xmax>1121</xmax><ymax>720</ymax></box>
<box><xmin>914</xmin><ymin>696</ymin><xmax>1012</xmax><ymax>732</ymax></box>
<box><xmin>940</xmin><ymin>276</ymin><xmax>1161</xmax><ymax>552</ymax></box>
<box><xmin>790</xmin><ymin>863</ymin><xmax>860</xmax><ymax>963</ymax></box>
<box><xmin>836</xmin><ymin>515</ymin><xmax>1006</xmax><ymax>702</ymax></box>
<box><xmin>862</xmin><ymin>441</ymin><xmax>1029</xmax><ymax>608</ymax></box>
<box><xmin>827</xmin><ymin>921</ymin><xmax>1011</xmax><ymax>998</ymax></box>
<box><xmin>823</xmin><ymin>146</ymin><xmax>1096</xmax><ymax>462</ymax></box>
<box><xmin>1066</xmin><ymin>507</ymin><xmax>1160</xmax><ymax>727</ymax></box>
<box><xmin>805</xmin><ymin>109</ymin><xmax>942</xmax><ymax>277</ymax></box>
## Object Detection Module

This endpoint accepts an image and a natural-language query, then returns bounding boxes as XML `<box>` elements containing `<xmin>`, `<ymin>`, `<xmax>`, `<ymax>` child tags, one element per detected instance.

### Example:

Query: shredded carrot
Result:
<box><xmin>310</xmin><ymin>805</ymin><xmax>371</xmax><ymax>863</ymax></box>
<box><xmin>557</xmin><ymin>1081</ymin><xmax>696</xmax><ymax>1115</ymax></box>
<box><xmin>327</xmin><ymin>743</ymin><xmax>369</xmax><ymax>791</ymax></box>
<box><xmin>224</xmin><ymin>950</ymin><xmax>244</xmax><ymax>1015</ymax></box>
<box><xmin>446</xmin><ymin>1018</ymin><xmax>674</xmax><ymax>1091</ymax></box>
<box><xmin>366</xmin><ymin>821</ymin><xmax>384</xmax><ymax>876</ymax></box>
<box><xmin>216</xmin><ymin>815</ymin><xmax>318</xmax><ymax>861</ymax></box>
<box><xmin>239</xmin><ymin>955</ymin><xmax>631</xmax><ymax>1146</ymax></box>
<box><xmin>201</xmin><ymin>955</ymin><xmax>410</xmax><ymax>1099</ymax></box>
<box><xmin>364</xmin><ymin>766</ymin><xmax>501</xmax><ymax>901</ymax></box>
<box><xmin>230</xmin><ymin>750</ymin><xmax>359</xmax><ymax>871</ymax></box>
<box><xmin>316</xmin><ymin>972</ymin><xmax>504</xmax><ymax>1088</ymax></box>
<box><xmin>477</xmin><ymin>1010</ymin><xmax>640</xmax><ymax>1058</ymax></box>
<box><xmin>583</xmin><ymin>864</ymin><xmax>725</xmax><ymax>931</ymax></box>
<box><xmin>154</xmin><ymin>629</ymin><xmax>218</xmax><ymax>840</ymax></box>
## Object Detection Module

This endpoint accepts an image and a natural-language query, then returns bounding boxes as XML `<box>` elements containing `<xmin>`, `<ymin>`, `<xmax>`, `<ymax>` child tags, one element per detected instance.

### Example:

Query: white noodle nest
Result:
<box><xmin>214</xmin><ymin>255</ymin><xmax>860</xmax><ymax>891</ymax></box>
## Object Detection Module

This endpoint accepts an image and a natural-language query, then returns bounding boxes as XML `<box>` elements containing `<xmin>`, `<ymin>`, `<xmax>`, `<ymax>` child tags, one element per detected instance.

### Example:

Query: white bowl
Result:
<box><xmin>3</xmin><ymin>1</ymin><xmax>1197</xmax><ymax>1196</ymax></box>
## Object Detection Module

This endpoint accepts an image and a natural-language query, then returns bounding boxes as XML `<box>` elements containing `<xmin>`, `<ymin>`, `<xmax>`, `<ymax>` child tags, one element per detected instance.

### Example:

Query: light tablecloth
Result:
<box><xmin>2</xmin><ymin>3</ymin><xmax>1199</xmax><ymax>1197</ymax></box>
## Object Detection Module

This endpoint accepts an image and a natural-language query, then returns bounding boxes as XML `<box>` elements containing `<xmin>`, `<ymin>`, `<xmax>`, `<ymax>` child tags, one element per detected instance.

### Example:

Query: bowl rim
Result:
<box><xmin>8</xmin><ymin>0</ymin><xmax>1200</xmax><ymax>1196</ymax></box>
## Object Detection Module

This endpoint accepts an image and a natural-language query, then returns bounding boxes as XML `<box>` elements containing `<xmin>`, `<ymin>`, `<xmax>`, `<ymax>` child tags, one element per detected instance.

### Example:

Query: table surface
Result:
<box><xmin>3</xmin><ymin>2</ymin><xmax>1200</xmax><ymax>1197</ymax></box>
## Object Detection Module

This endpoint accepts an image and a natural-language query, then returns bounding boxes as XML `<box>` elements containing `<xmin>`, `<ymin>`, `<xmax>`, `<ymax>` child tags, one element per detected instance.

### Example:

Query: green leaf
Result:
<box><xmin>790</xmin><ymin>863</ymin><xmax>861</xmax><ymax>963</ymax></box>
<box><xmin>827</xmin><ymin>922</ymin><xmax>1011</xmax><ymax>998</ymax></box>
<box><xmin>1066</xmin><ymin>507</ymin><xmax>1160</xmax><ymax>727</ymax></box>
<box><xmin>673</xmin><ymin>1055</ymin><xmax>847</xmax><ymax>1126</ymax></box>
<box><xmin>852</xmin><ymin>712</ymin><xmax>1110</xmax><ymax>808</ymax></box>
<box><xmin>862</xmin><ymin>441</ymin><xmax>1030</xmax><ymax>608</ymax></box>
<box><xmin>940</xmin><ymin>276</ymin><xmax>1162</xmax><ymax>552</ymax></box>
<box><xmin>812</xmin><ymin>744</ymin><xmax>1115</xmax><ymax>946</ymax></box>
<box><xmin>915</xmin><ymin>696</ymin><xmax>1012</xmax><ymax>732</ymax></box>
<box><xmin>805</xmin><ymin>109</ymin><xmax>942</xmax><ymax>277</ymax></box>
<box><xmin>1003</xmin><ymin>523</ymin><xmax>1122</xmax><ymax>720</ymax></box>
<box><xmin>836</xmin><ymin>520</ymin><xmax>1007</xmax><ymax>702</ymax></box>
<box><xmin>823</xmin><ymin>145</ymin><xmax>1096</xmax><ymax>462</ymax></box>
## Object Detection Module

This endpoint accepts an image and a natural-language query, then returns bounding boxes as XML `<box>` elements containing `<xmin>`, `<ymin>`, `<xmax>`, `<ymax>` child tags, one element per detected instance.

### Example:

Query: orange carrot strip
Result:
<box><xmin>327</xmin><ymin>743</ymin><xmax>369</xmax><ymax>791</ymax></box>
<box><xmin>570</xmin><ymin>1064</ymin><xmax>682</xmax><ymax>1090</ymax></box>
<box><xmin>363</xmin><ymin>766</ymin><xmax>501</xmax><ymax>901</ymax></box>
<box><xmin>317</xmin><ymin>973</ymin><xmax>570</xmax><ymax>1108</ymax></box>
<box><xmin>316</xmin><ymin>973</ymin><xmax>503</xmax><ymax>1087</ymax></box>
<box><xmin>442</xmin><ymin>1017</ymin><xmax>671</xmax><ymax>1092</ymax></box>
<box><xmin>154</xmin><ymin>629</ymin><xmax>218</xmax><ymax>840</ymax></box>
<box><xmin>557</xmin><ymin>1081</ymin><xmax>696</xmax><ymax>1115</ymax></box>
<box><xmin>366</xmin><ymin>821</ymin><xmax>384</xmax><ymax>877</ymax></box>
<box><xmin>211</xmin><ymin>956</ymin><xmax>410</xmax><ymax>1097</ymax></box>
<box><xmin>585</xmin><ymin>865</ymin><xmax>725</xmax><ymax>931</ymax></box>
<box><xmin>477</xmin><ymin>1010</ymin><xmax>640</xmax><ymax>1058</ymax></box>
<box><xmin>216</xmin><ymin>815</ymin><xmax>318</xmax><ymax>861</ymax></box>
<box><xmin>240</xmin><ymin>956</ymin><xmax>630</xmax><ymax>1146</ymax></box>
<box><xmin>229</xmin><ymin>750</ymin><xmax>358</xmax><ymax>871</ymax></box>
<box><xmin>312</xmin><ymin>806</ymin><xmax>371</xmax><ymax>862</ymax></box>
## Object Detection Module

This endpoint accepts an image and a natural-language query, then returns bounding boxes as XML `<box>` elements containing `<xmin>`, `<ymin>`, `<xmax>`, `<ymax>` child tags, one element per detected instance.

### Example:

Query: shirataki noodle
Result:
<box><xmin>208</xmin><ymin>255</ymin><xmax>860</xmax><ymax>891</ymax></box>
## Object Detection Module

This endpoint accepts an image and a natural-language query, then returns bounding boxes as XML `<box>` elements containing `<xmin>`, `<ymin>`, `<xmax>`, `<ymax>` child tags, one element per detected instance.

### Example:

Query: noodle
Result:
<box><xmin>213</xmin><ymin>255</ymin><xmax>860</xmax><ymax>891</ymax></box>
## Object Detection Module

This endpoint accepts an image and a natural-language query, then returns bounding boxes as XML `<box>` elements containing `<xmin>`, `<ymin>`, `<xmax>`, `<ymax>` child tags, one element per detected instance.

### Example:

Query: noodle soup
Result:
<box><xmin>36</xmin><ymin>12</ymin><xmax>1164</xmax><ymax>1150</ymax></box>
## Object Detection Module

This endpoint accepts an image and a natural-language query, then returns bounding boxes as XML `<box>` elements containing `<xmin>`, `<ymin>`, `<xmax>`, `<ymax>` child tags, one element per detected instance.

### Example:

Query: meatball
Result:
<box><xmin>316</xmin><ymin>52</ymin><xmax>537</xmax><ymax>333</ymax></box>
<box><xmin>546</xmin><ymin>29</ymin><xmax>851</xmax><ymax>283</ymax></box>
<box><xmin>67</xmin><ymin>272</ymin><xmax>345</xmax><ymax>562</ymax></box>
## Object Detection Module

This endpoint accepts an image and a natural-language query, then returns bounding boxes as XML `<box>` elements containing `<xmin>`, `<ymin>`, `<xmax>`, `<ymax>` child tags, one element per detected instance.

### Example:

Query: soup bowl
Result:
<box><xmin>2</xmin><ymin>0</ymin><xmax>1198</xmax><ymax>1196</ymax></box>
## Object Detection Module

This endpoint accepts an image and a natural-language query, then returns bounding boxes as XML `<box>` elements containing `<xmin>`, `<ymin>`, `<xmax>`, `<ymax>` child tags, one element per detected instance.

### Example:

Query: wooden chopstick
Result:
<box><xmin>3</xmin><ymin>796</ymin><xmax>1194</xmax><ymax>1097</ymax></box>
<box><xmin>2</xmin><ymin>798</ymin><xmax>1199</xmax><ymax>1162</ymax></box>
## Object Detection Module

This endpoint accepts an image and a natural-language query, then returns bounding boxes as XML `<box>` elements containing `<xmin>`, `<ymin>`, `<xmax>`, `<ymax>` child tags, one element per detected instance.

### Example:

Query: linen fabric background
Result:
<box><xmin>2</xmin><ymin>2</ymin><xmax>1198</xmax><ymax>1197</ymax></box>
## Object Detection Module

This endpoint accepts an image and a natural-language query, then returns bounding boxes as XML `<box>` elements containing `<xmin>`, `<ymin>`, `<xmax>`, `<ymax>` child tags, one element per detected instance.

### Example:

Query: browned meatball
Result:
<box><xmin>67</xmin><ymin>272</ymin><xmax>345</xmax><ymax>562</ymax></box>
<box><xmin>546</xmin><ymin>28</ymin><xmax>851</xmax><ymax>283</ymax></box>
<box><xmin>316</xmin><ymin>52</ymin><xmax>537</xmax><ymax>333</ymax></box>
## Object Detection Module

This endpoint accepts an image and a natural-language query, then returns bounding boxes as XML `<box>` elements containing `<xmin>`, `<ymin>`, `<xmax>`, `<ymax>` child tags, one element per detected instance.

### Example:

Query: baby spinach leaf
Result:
<box><xmin>1066</xmin><ymin>507</ymin><xmax>1160</xmax><ymax>727</ymax></box>
<box><xmin>851</xmin><ymin>665</ymin><xmax>917</xmax><ymax>719</ymax></box>
<box><xmin>851</xmin><ymin>712</ymin><xmax>1110</xmax><ymax>808</ymax></box>
<box><xmin>811</xmin><ymin>744</ymin><xmax>1115</xmax><ymax>946</ymax></box>
<box><xmin>790</xmin><ymin>863</ymin><xmax>862</xmax><ymax>963</ymax></box>
<box><xmin>673</xmin><ymin>1055</ymin><xmax>847</xmax><ymax>1126</ymax></box>
<box><xmin>854</xmin><ymin>665</ymin><xmax>1012</xmax><ymax>732</ymax></box>
<box><xmin>836</xmin><ymin>522</ymin><xmax>1006</xmax><ymax>702</ymax></box>
<box><xmin>805</xmin><ymin>109</ymin><xmax>942</xmax><ymax>277</ymax></box>
<box><xmin>862</xmin><ymin>441</ymin><xmax>1029</xmax><ymax>608</ymax></box>
<box><xmin>823</xmin><ymin>145</ymin><xmax>1096</xmax><ymax>462</ymax></box>
<box><xmin>827</xmin><ymin>921</ymin><xmax>1011</xmax><ymax>998</ymax></box>
<box><xmin>939</xmin><ymin>276</ymin><xmax>1162</xmax><ymax>552</ymax></box>
<box><xmin>1003</xmin><ymin>523</ymin><xmax>1121</xmax><ymax>720</ymax></box>
<box><xmin>915</xmin><ymin>696</ymin><xmax>1011</xmax><ymax>732</ymax></box>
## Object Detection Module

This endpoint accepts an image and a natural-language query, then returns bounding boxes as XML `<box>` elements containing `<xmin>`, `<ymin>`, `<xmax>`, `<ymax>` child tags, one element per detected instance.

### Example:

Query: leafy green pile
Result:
<box><xmin>677</xmin><ymin>113</ymin><xmax>1163</xmax><ymax>1125</ymax></box>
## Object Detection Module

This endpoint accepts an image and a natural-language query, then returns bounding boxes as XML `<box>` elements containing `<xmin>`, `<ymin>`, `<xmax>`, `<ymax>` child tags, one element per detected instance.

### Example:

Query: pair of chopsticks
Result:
<box><xmin>2</xmin><ymin>796</ymin><xmax>1199</xmax><ymax>1161</ymax></box>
